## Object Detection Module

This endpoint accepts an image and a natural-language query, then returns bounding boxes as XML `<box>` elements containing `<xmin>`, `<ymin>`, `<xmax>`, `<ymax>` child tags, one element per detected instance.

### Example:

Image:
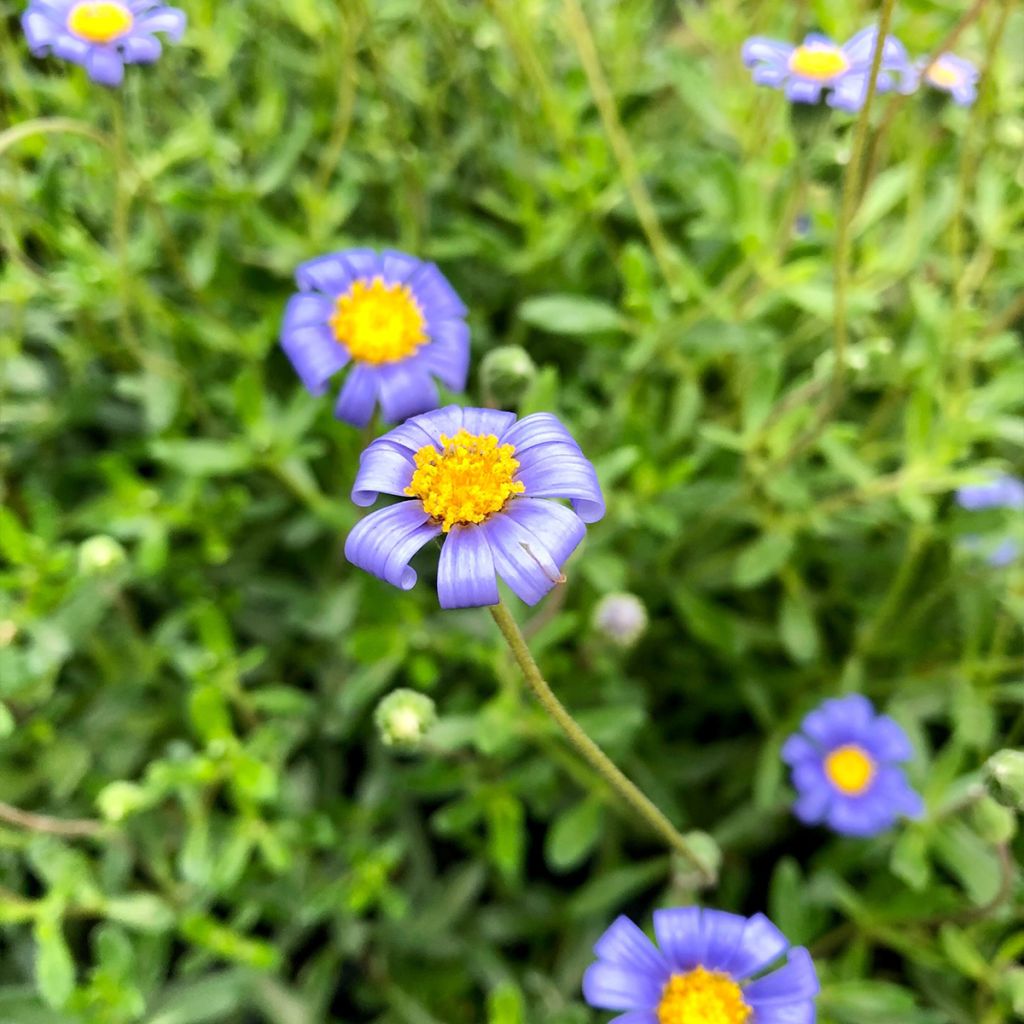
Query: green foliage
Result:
<box><xmin>1</xmin><ymin>0</ymin><xmax>1023</xmax><ymax>1022</ymax></box>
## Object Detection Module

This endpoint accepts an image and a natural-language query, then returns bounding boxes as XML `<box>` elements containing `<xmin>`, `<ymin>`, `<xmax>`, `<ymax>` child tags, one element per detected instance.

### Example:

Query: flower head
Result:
<box><xmin>593</xmin><ymin>592</ymin><xmax>648</xmax><ymax>647</ymax></box>
<box><xmin>22</xmin><ymin>0</ymin><xmax>186</xmax><ymax>86</ymax></box>
<box><xmin>956</xmin><ymin>474</ymin><xmax>1024</xmax><ymax>511</ymax></box>
<box><xmin>279</xmin><ymin>249</ymin><xmax>469</xmax><ymax>427</ymax></box>
<box><xmin>783</xmin><ymin>695</ymin><xmax>923</xmax><ymax>837</ymax></box>
<box><xmin>583</xmin><ymin>907</ymin><xmax>818</xmax><ymax>1024</ymax></box>
<box><xmin>374</xmin><ymin>689</ymin><xmax>437</xmax><ymax>751</ymax></box>
<box><xmin>742</xmin><ymin>27</ymin><xmax>909</xmax><ymax>111</ymax></box>
<box><xmin>345</xmin><ymin>406</ymin><xmax>604</xmax><ymax>609</ymax></box>
<box><xmin>911</xmin><ymin>53</ymin><xmax>979</xmax><ymax>106</ymax></box>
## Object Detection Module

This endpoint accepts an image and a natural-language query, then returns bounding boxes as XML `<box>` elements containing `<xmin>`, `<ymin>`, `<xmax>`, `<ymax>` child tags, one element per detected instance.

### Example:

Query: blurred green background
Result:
<box><xmin>1</xmin><ymin>0</ymin><xmax>1023</xmax><ymax>1021</ymax></box>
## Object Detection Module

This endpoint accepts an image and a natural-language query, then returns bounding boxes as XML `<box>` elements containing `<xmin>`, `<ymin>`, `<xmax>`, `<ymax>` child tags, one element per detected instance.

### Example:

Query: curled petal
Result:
<box><xmin>22</xmin><ymin>10</ymin><xmax>60</xmax><ymax>51</ymax></box>
<box><xmin>785</xmin><ymin>79</ymin><xmax>823</xmax><ymax>104</ymax></box>
<box><xmin>592</xmin><ymin>916</ymin><xmax>668</xmax><ymax>978</ymax></box>
<box><xmin>652</xmin><ymin>907</ymin><xmax>702</xmax><ymax>972</ymax></box>
<box><xmin>724</xmin><ymin>913</ymin><xmax>788</xmax><ymax>979</ymax></box>
<box><xmin>52</xmin><ymin>33</ymin><xmax>91</xmax><ymax>63</ymax></box>
<box><xmin>515</xmin><ymin>444</ymin><xmax>605</xmax><ymax>523</ymax></box>
<box><xmin>461</xmin><ymin>407</ymin><xmax>517</xmax><ymax>438</ymax></box>
<box><xmin>121</xmin><ymin>34</ymin><xmax>162</xmax><ymax>62</ymax></box>
<box><xmin>86</xmin><ymin>45</ymin><xmax>125</xmax><ymax>86</ymax></box>
<box><xmin>698</xmin><ymin>910</ymin><xmax>749</xmax><ymax>973</ymax></box>
<box><xmin>379</xmin><ymin>249</ymin><xmax>423</xmax><ymax>284</ymax></box>
<box><xmin>135</xmin><ymin>7</ymin><xmax>186</xmax><ymax>40</ymax></box>
<box><xmin>502</xmin><ymin>497</ymin><xmax>587</xmax><ymax>570</ymax></box>
<box><xmin>351</xmin><ymin>446</ymin><xmax>415</xmax><ymax>507</ymax></box>
<box><xmin>296</xmin><ymin>252</ymin><xmax>361</xmax><ymax>295</ymax></box>
<box><xmin>499</xmin><ymin>412</ymin><xmax>583</xmax><ymax>454</ymax></box>
<box><xmin>409</xmin><ymin>261</ymin><xmax>468</xmax><ymax>320</ymax></box>
<box><xmin>744</xmin><ymin>947</ymin><xmax>820</xmax><ymax>1005</ymax></box>
<box><xmin>484</xmin><ymin>509</ymin><xmax>581</xmax><ymax>606</ymax></box>
<box><xmin>344</xmin><ymin>501</ymin><xmax>440</xmax><ymax>590</ymax></box>
<box><xmin>420</xmin><ymin>319</ymin><xmax>470</xmax><ymax>390</ymax></box>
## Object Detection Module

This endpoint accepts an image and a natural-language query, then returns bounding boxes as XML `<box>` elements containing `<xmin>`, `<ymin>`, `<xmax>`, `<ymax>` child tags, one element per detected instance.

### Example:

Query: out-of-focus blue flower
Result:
<box><xmin>908</xmin><ymin>53</ymin><xmax>979</xmax><ymax>106</ymax></box>
<box><xmin>582</xmin><ymin>907</ymin><xmax>819</xmax><ymax>1023</ymax></box>
<box><xmin>22</xmin><ymin>0</ymin><xmax>185</xmax><ymax>87</ymax></box>
<box><xmin>279</xmin><ymin>249</ymin><xmax>469</xmax><ymax>427</ymax></box>
<box><xmin>955</xmin><ymin>474</ymin><xmax>1024</xmax><ymax>511</ymax></box>
<box><xmin>345</xmin><ymin>406</ymin><xmax>604</xmax><ymax>609</ymax></box>
<box><xmin>742</xmin><ymin>27</ymin><xmax>910</xmax><ymax>111</ymax></box>
<box><xmin>782</xmin><ymin>695</ymin><xmax>923</xmax><ymax>837</ymax></box>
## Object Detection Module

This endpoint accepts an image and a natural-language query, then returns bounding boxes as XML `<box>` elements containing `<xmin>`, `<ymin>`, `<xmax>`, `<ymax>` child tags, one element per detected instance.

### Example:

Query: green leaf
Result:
<box><xmin>932</xmin><ymin>820</ymin><xmax>1002</xmax><ymax>906</ymax></box>
<box><xmin>34</xmin><ymin>914</ymin><xmax>74</xmax><ymax>1009</ymax></box>
<box><xmin>486</xmin><ymin>792</ymin><xmax>525</xmax><ymax>883</ymax></box>
<box><xmin>734</xmin><ymin>533</ymin><xmax>794</xmax><ymax>588</ymax></box>
<box><xmin>779</xmin><ymin>591</ymin><xmax>819</xmax><ymax>663</ymax></box>
<box><xmin>518</xmin><ymin>295</ymin><xmax>625</xmax><ymax>335</ymax></box>
<box><xmin>545</xmin><ymin>797</ymin><xmax>603</xmax><ymax>872</ymax></box>
<box><xmin>104</xmin><ymin>893</ymin><xmax>176</xmax><ymax>933</ymax></box>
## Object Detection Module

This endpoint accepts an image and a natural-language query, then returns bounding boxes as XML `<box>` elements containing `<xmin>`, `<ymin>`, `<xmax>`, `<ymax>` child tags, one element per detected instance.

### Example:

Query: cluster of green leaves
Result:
<box><xmin>1</xmin><ymin>0</ymin><xmax>1022</xmax><ymax>1021</ymax></box>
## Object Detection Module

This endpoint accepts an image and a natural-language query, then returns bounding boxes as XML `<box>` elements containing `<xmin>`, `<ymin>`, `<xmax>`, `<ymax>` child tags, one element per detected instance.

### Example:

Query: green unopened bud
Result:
<box><xmin>971</xmin><ymin>794</ymin><xmax>1016</xmax><ymax>844</ymax></box>
<box><xmin>985</xmin><ymin>749</ymin><xmax>1024</xmax><ymax>810</ymax></box>
<box><xmin>97</xmin><ymin>780</ymin><xmax>149</xmax><ymax>822</ymax></box>
<box><xmin>374</xmin><ymin>689</ymin><xmax>436</xmax><ymax>752</ymax></box>
<box><xmin>593</xmin><ymin>592</ymin><xmax>648</xmax><ymax>648</ymax></box>
<box><xmin>480</xmin><ymin>345</ymin><xmax>537</xmax><ymax>407</ymax></box>
<box><xmin>78</xmin><ymin>535</ymin><xmax>127</xmax><ymax>575</ymax></box>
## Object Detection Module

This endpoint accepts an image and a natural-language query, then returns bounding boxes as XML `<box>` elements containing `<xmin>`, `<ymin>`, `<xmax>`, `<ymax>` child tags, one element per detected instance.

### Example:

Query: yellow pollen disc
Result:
<box><xmin>825</xmin><ymin>744</ymin><xmax>876</xmax><ymax>796</ymax></box>
<box><xmin>926</xmin><ymin>61</ymin><xmax>962</xmax><ymax>89</ymax></box>
<box><xmin>788</xmin><ymin>45</ymin><xmax>850</xmax><ymax>81</ymax></box>
<box><xmin>657</xmin><ymin>967</ymin><xmax>752</xmax><ymax>1024</ymax></box>
<box><xmin>66</xmin><ymin>1</ymin><xmax>134</xmax><ymax>43</ymax></box>
<box><xmin>405</xmin><ymin>429</ymin><xmax>525</xmax><ymax>533</ymax></box>
<box><xmin>329</xmin><ymin>277</ymin><xmax>427</xmax><ymax>365</ymax></box>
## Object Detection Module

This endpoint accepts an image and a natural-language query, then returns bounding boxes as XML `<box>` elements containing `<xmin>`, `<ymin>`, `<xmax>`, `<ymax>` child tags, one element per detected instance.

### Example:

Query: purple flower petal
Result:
<box><xmin>781</xmin><ymin>734</ymin><xmax>819</xmax><ymax>766</ymax></box>
<box><xmin>135</xmin><ymin>7</ymin><xmax>186</xmax><ymax>40</ymax></box>
<box><xmin>785</xmin><ymin>79</ymin><xmax>823</xmax><ymax>104</ymax></box>
<box><xmin>461</xmin><ymin>407</ymin><xmax>518</xmax><ymax>438</ymax></box>
<box><xmin>501</xmin><ymin>497</ymin><xmax>587</xmax><ymax>570</ymax></box>
<box><xmin>334</xmin><ymin>364</ymin><xmax>379</xmax><ymax>426</ymax></box>
<box><xmin>609</xmin><ymin>1013</ymin><xmax>659</xmax><ymax>1024</ymax></box>
<box><xmin>408</xmin><ymin>261</ymin><xmax>469</xmax><ymax>321</ymax></box>
<box><xmin>754</xmin><ymin>1002</ymin><xmax>818</xmax><ymax>1024</ymax></box>
<box><xmin>745</xmin><ymin>947</ymin><xmax>819</xmax><ymax>1005</ymax></box>
<box><xmin>484</xmin><ymin>508</ymin><xmax>580</xmax><ymax>605</ymax></box>
<box><xmin>52</xmin><ymin>33</ymin><xmax>91</xmax><ymax>63</ymax></box>
<box><xmin>582</xmin><ymin>960</ymin><xmax>663</xmax><ymax>1012</ymax></box>
<box><xmin>514</xmin><ymin>443</ymin><xmax>605</xmax><ymax>523</ymax></box>
<box><xmin>344</xmin><ymin>501</ymin><xmax>440</xmax><ymax>590</ymax></box>
<box><xmin>724</xmin><ymin>913</ymin><xmax>788</xmax><ymax>979</ymax></box>
<box><xmin>280</xmin><ymin>323</ymin><xmax>349</xmax><ymax>397</ymax></box>
<box><xmin>22</xmin><ymin>10</ymin><xmax>59</xmax><ymax>51</ymax></box>
<box><xmin>376</xmin><ymin>361</ymin><xmax>440</xmax><ymax>424</ymax></box>
<box><xmin>753</xmin><ymin>65</ymin><xmax>789</xmax><ymax>86</ymax></box>
<box><xmin>825</xmin><ymin>795</ymin><xmax>887</xmax><ymax>837</ymax></box>
<box><xmin>420</xmin><ymin>320</ymin><xmax>470</xmax><ymax>390</ymax></box>
<box><xmin>652</xmin><ymin>907</ymin><xmax>702</xmax><ymax>972</ymax></box>
<box><xmin>592</xmin><ymin>915</ymin><xmax>669</xmax><ymax>978</ymax></box>
<box><xmin>499</xmin><ymin>412</ymin><xmax>583</xmax><ymax>455</ymax></box>
<box><xmin>437</xmin><ymin>525</ymin><xmax>499</xmax><ymax>609</ymax></box>
<box><xmin>121</xmin><ymin>34</ymin><xmax>162</xmax><ymax>62</ymax></box>
<box><xmin>862</xmin><ymin>716</ymin><xmax>913</xmax><ymax>763</ymax></box>
<box><xmin>741</xmin><ymin>37</ymin><xmax>793</xmax><ymax>68</ymax></box>
<box><xmin>282</xmin><ymin>293</ymin><xmax>335</xmax><ymax>331</ymax></box>
<box><xmin>379</xmin><ymin>249</ymin><xmax>423</xmax><ymax>284</ymax></box>
<box><xmin>828</xmin><ymin>74</ymin><xmax>870</xmax><ymax>111</ymax></box>
<box><xmin>369</xmin><ymin>406</ymin><xmax>465</xmax><ymax>454</ymax></box>
<box><xmin>793</xmin><ymin>781</ymin><xmax>831</xmax><ymax>825</ymax></box>
<box><xmin>699</xmin><ymin>910</ymin><xmax>749</xmax><ymax>972</ymax></box>
<box><xmin>351</xmin><ymin>446</ymin><xmax>416</xmax><ymax>508</ymax></box>
<box><xmin>295</xmin><ymin>252</ymin><xmax>362</xmax><ymax>296</ymax></box>
<box><xmin>86</xmin><ymin>45</ymin><xmax>125</xmax><ymax>86</ymax></box>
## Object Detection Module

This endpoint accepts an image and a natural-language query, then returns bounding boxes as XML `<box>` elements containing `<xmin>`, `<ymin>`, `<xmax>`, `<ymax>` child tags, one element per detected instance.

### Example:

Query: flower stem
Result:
<box><xmin>488</xmin><ymin>598</ymin><xmax>714</xmax><ymax>884</ymax></box>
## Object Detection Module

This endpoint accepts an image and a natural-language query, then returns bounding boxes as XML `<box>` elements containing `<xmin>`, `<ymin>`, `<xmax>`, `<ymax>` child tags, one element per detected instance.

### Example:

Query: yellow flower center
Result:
<box><xmin>329</xmin><ymin>277</ymin><xmax>427</xmax><ymax>365</ymax></box>
<box><xmin>405</xmin><ymin>429</ymin><xmax>525</xmax><ymax>533</ymax></box>
<box><xmin>788</xmin><ymin>44</ymin><xmax>850</xmax><ymax>82</ymax></box>
<box><xmin>66</xmin><ymin>1</ymin><xmax>134</xmax><ymax>43</ymax></box>
<box><xmin>657</xmin><ymin>967</ymin><xmax>752</xmax><ymax>1024</ymax></box>
<box><xmin>825</xmin><ymin>744</ymin><xmax>876</xmax><ymax>796</ymax></box>
<box><xmin>926</xmin><ymin>61</ymin><xmax>962</xmax><ymax>89</ymax></box>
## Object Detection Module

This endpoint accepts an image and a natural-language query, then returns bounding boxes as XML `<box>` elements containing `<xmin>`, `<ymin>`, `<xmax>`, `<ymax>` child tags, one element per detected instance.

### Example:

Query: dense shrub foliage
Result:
<box><xmin>1</xmin><ymin>1</ymin><xmax>1022</xmax><ymax>1022</ymax></box>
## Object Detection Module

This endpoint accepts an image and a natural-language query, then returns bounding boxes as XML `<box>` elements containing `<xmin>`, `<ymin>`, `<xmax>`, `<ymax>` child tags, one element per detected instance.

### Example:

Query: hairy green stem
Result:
<box><xmin>488</xmin><ymin>598</ymin><xmax>714</xmax><ymax>883</ymax></box>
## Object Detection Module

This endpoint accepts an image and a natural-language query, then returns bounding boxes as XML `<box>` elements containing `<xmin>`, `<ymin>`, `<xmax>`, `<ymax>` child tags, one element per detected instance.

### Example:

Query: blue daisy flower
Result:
<box><xmin>582</xmin><ymin>907</ymin><xmax>819</xmax><ymax>1024</ymax></box>
<box><xmin>279</xmin><ymin>248</ymin><xmax>469</xmax><ymax>427</ymax></box>
<box><xmin>910</xmin><ymin>53</ymin><xmax>980</xmax><ymax>106</ymax></box>
<box><xmin>782</xmin><ymin>695</ymin><xmax>923</xmax><ymax>838</ymax></box>
<box><xmin>345</xmin><ymin>406</ymin><xmax>604</xmax><ymax>609</ymax></box>
<box><xmin>22</xmin><ymin>0</ymin><xmax>185</xmax><ymax>87</ymax></box>
<box><xmin>742</xmin><ymin>27</ymin><xmax>910</xmax><ymax>111</ymax></box>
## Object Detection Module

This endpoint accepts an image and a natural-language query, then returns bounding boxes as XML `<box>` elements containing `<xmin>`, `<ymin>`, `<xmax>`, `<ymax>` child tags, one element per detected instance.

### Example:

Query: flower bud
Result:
<box><xmin>593</xmin><ymin>592</ymin><xmax>648</xmax><ymax>648</ymax></box>
<box><xmin>480</xmin><ymin>345</ymin><xmax>537</xmax><ymax>407</ymax></box>
<box><xmin>985</xmin><ymin>749</ymin><xmax>1024</xmax><ymax>810</ymax></box>
<box><xmin>78</xmin><ymin>535</ymin><xmax>127</xmax><ymax>575</ymax></box>
<box><xmin>971</xmin><ymin>794</ymin><xmax>1016</xmax><ymax>844</ymax></box>
<box><xmin>374</xmin><ymin>689</ymin><xmax>437</xmax><ymax>752</ymax></box>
